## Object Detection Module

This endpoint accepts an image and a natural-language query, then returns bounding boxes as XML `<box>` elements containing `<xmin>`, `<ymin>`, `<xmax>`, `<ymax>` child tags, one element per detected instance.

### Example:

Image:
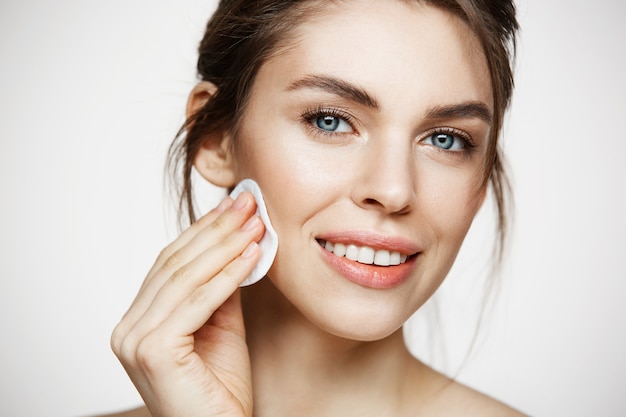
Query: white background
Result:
<box><xmin>1</xmin><ymin>1</ymin><xmax>625</xmax><ymax>416</ymax></box>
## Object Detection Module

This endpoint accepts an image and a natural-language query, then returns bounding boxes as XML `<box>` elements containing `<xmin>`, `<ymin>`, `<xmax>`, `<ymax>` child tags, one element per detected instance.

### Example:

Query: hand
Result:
<box><xmin>111</xmin><ymin>192</ymin><xmax>265</xmax><ymax>417</ymax></box>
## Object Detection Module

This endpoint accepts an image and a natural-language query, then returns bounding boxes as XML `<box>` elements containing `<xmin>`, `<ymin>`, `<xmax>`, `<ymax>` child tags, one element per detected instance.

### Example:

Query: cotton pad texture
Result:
<box><xmin>229</xmin><ymin>179</ymin><xmax>278</xmax><ymax>286</ymax></box>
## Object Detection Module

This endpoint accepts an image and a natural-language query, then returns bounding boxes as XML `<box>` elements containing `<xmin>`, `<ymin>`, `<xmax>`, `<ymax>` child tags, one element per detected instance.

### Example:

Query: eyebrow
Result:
<box><xmin>426</xmin><ymin>102</ymin><xmax>493</xmax><ymax>124</ymax></box>
<box><xmin>286</xmin><ymin>74</ymin><xmax>492</xmax><ymax>124</ymax></box>
<box><xmin>286</xmin><ymin>74</ymin><xmax>379</xmax><ymax>109</ymax></box>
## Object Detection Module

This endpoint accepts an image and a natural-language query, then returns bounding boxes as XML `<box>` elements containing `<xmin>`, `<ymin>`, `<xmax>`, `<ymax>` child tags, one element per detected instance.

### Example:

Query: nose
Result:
<box><xmin>351</xmin><ymin>137</ymin><xmax>416</xmax><ymax>215</ymax></box>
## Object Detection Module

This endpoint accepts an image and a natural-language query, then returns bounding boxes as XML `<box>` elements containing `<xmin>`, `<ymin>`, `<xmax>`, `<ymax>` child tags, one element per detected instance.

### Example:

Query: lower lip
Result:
<box><xmin>319</xmin><ymin>245</ymin><xmax>416</xmax><ymax>289</ymax></box>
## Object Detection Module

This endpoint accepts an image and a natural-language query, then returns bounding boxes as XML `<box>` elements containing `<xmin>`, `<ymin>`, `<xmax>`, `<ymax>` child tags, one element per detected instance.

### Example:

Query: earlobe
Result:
<box><xmin>187</xmin><ymin>81</ymin><xmax>237</xmax><ymax>188</ymax></box>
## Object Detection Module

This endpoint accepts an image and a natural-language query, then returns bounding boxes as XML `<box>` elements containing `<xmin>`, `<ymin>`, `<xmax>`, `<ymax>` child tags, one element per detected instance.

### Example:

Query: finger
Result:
<box><xmin>120</xmin><ymin>195</ymin><xmax>234</xmax><ymax>332</ymax></box>
<box><xmin>145</xmin><ymin>193</ymin><xmax>257</xmax><ymax>296</ymax></box>
<box><xmin>142</xmin><ymin>196</ymin><xmax>235</xmax><ymax>290</ymax></box>
<box><xmin>154</xmin><ymin>241</ymin><xmax>260</xmax><ymax>342</ymax></box>
<box><xmin>206</xmin><ymin>287</ymin><xmax>245</xmax><ymax>337</ymax></box>
<box><xmin>120</xmin><ymin>193</ymin><xmax>256</xmax><ymax>330</ymax></box>
<box><xmin>123</xmin><ymin>214</ymin><xmax>264</xmax><ymax>348</ymax></box>
<box><xmin>112</xmin><ymin>193</ymin><xmax>256</xmax><ymax>354</ymax></box>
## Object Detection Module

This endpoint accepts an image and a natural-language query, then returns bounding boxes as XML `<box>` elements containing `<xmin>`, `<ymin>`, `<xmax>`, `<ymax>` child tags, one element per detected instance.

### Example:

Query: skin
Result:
<box><xmin>108</xmin><ymin>1</ymin><xmax>527</xmax><ymax>416</ymax></box>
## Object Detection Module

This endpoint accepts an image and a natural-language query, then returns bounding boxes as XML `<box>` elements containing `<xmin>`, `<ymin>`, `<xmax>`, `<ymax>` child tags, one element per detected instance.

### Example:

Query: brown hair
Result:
<box><xmin>168</xmin><ymin>0</ymin><xmax>518</xmax><ymax>259</ymax></box>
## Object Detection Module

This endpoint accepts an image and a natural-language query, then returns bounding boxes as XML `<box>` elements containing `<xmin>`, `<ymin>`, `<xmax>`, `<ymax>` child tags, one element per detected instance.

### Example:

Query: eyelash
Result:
<box><xmin>300</xmin><ymin>107</ymin><xmax>477</xmax><ymax>156</ymax></box>
<box><xmin>300</xmin><ymin>106</ymin><xmax>357</xmax><ymax>138</ymax></box>
<box><xmin>421</xmin><ymin>126</ymin><xmax>476</xmax><ymax>156</ymax></box>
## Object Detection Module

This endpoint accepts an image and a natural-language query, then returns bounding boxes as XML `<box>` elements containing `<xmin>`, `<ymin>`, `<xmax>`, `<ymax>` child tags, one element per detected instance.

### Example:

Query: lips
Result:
<box><xmin>315</xmin><ymin>233</ymin><xmax>421</xmax><ymax>289</ymax></box>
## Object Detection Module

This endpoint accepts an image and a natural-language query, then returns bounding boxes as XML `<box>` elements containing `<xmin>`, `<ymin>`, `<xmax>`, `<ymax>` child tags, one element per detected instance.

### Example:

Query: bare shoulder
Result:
<box><xmin>90</xmin><ymin>406</ymin><xmax>151</xmax><ymax>417</ymax></box>
<box><xmin>434</xmin><ymin>379</ymin><xmax>528</xmax><ymax>417</ymax></box>
<box><xmin>409</xmin><ymin>363</ymin><xmax>528</xmax><ymax>417</ymax></box>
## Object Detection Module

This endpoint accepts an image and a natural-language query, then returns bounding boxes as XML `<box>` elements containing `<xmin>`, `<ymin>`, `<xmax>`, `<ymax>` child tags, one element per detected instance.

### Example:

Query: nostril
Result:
<box><xmin>362</xmin><ymin>197</ymin><xmax>410</xmax><ymax>214</ymax></box>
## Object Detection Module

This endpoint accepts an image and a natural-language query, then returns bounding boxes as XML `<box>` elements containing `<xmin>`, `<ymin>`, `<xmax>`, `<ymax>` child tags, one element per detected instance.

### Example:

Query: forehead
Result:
<box><xmin>259</xmin><ymin>0</ymin><xmax>492</xmax><ymax>111</ymax></box>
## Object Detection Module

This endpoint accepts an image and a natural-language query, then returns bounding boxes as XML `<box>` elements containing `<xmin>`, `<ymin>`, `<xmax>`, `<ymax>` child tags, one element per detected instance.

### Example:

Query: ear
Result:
<box><xmin>187</xmin><ymin>81</ymin><xmax>237</xmax><ymax>188</ymax></box>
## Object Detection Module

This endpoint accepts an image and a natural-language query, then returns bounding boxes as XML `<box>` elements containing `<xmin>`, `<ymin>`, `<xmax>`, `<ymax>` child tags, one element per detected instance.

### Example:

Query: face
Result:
<box><xmin>229</xmin><ymin>0</ymin><xmax>492</xmax><ymax>341</ymax></box>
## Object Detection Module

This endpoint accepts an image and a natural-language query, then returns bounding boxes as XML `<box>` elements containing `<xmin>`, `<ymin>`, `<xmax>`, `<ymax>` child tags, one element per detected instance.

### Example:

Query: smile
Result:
<box><xmin>317</xmin><ymin>239</ymin><xmax>410</xmax><ymax>266</ymax></box>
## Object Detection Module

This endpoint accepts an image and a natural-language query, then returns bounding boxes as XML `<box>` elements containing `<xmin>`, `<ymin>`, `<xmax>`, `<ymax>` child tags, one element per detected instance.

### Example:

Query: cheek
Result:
<box><xmin>233</xmin><ymin>115</ymin><xmax>347</xmax><ymax>207</ymax></box>
<box><xmin>418</xmin><ymin>164</ymin><xmax>485</xmax><ymax>246</ymax></box>
<box><xmin>231</xmin><ymin>126</ymin><xmax>327</xmax><ymax>234</ymax></box>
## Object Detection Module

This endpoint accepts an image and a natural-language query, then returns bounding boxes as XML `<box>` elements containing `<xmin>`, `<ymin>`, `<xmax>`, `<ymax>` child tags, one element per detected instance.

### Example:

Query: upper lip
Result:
<box><xmin>316</xmin><ymin>231</ymin><xmax>422</xmax><ymax>256</ymax></box>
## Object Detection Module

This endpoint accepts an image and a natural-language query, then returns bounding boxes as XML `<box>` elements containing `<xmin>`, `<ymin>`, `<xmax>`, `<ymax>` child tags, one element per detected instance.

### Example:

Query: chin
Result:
<box><xmin>303</xmin><ymin>295</ymin><xmax>422</xmax><ymax>342</ymax></box>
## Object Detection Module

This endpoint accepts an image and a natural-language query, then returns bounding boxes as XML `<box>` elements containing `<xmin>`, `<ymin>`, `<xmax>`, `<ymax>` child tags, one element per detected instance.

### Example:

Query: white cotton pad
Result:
<box><xmin>229</xmin><ymin>179</ymin><xmax>278</xmax><ymax>286</ymax></box>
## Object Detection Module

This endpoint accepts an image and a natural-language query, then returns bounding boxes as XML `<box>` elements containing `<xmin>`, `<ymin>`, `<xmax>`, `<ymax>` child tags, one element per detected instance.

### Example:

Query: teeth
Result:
<box><xmin>333</xmin><ymin>242</ymin><xmax>346</xmax><ymax>257</ymax></box>
<box><xmin>322</xmin><ymin>240</ymin><xmax>409</xmax><ymax>266</ymax></box>
<box><xmin>357</xmin><ymin>246</ymin><xmax>375</xmax><ymax>264</ymax></box>
<box><xmin>390</xmin><ymin>251</ymin><xmax>401</xmax><ymax>266</ymax></box>
<box><xmin>374</xmin><ymin>250</ymin><xmax>390</xmax><ymax>266</ymax></box>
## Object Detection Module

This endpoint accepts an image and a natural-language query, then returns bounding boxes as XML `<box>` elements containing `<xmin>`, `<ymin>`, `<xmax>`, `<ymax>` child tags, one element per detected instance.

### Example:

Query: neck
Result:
<box><xmin>241</xmin><ymin>279</ymin><xmax>424</xmax><ymax>417</ymax></box>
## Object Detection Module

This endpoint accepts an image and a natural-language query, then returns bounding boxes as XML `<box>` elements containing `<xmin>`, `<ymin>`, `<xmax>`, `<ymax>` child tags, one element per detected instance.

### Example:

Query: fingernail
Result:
<box><xmin>241</xmin><ymin>242</ymin><xmax>258</xmax><ymax>259</ymax></box>
<box><xmin>232</xmin><ymin>193</ymin><xmax>248</xmax><ymax>211</ymax></box>
<box><xmin>241</xmin><ymin>215</ymin><xmax>260</xmax><ymax>231</ymax></box>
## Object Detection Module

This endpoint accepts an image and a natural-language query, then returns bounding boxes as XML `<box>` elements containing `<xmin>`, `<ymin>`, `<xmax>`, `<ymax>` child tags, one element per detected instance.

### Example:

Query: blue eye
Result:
<box><xmin>315</xmin><ymin>115</ymin><xmax>352</xmax><ymax>133</ymax></box>
<box><xmin>426</xmin><ymin>132</ymin><xmax>466</xmax><ymax>151</ymax></box>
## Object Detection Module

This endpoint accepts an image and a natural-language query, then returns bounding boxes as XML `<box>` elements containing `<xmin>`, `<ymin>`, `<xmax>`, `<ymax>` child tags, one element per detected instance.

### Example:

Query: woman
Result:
<box><xmin>107</xmin><ymin>0</ymin><xmax>524</xmax><ymax>415</ymax></box>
